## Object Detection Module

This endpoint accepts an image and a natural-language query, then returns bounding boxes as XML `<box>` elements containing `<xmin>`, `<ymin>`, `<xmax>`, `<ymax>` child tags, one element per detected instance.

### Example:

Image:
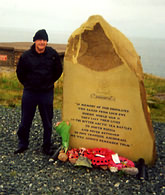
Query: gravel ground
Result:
<box><xmin>0</xmin><ymin>106</ymin><xmax>164</xmax><ymax>195</ymax></box>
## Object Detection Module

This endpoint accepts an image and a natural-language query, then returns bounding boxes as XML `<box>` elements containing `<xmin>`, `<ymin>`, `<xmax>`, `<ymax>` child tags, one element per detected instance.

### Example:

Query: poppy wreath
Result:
<box><xmin>67</xmin><ymin>148</ymin><xmax>135</xmax><ymax>170</ymax></box>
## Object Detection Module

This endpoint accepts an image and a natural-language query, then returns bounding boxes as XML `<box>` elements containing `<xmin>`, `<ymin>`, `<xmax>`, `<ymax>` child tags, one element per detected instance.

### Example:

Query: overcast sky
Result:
<box><xmin>0</xmin><ymin>0</ymin><xmax>164</xmax><ymax>43</ymax></box>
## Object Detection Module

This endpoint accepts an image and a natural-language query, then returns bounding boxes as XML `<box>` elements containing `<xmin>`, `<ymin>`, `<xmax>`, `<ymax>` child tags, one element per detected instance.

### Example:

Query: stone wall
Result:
<box><xmin>14</xmin><ymin>50</ymin><xmax>24</xmax><ymax>66</ymax></box>
<box><xmin>0</xmin><ymin>47</ymin><xmax>15</xmax><ymax>66</ymax></box>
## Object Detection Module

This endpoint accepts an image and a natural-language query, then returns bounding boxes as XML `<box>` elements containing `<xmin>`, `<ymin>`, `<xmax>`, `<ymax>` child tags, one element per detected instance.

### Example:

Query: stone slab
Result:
<box><xmin>63</xmin><ymin>15</ymin><xmax>156</xmax><ymax>165</ymax></box>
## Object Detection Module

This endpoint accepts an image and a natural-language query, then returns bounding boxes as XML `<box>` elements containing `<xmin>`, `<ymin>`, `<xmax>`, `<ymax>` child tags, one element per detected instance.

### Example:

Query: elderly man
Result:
<box><xmin>14</xmin><ymin>29</ymin><xmax>63</xmax><ymax>155</ymax></box>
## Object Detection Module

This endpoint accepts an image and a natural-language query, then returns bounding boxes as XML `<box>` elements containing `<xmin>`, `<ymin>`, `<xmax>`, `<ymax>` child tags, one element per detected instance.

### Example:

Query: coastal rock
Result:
<box><xmin>63</xmin><ymin>15</ymin><xmax>156</xmax><ymax>165</ymax></box>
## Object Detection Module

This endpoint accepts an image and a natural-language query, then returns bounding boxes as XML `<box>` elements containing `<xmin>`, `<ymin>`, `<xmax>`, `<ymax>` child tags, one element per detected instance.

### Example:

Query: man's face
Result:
<box><xmin>35</xmin><ymin>39</ymin><xmax>47</xmax><ymax>53</ymax></box>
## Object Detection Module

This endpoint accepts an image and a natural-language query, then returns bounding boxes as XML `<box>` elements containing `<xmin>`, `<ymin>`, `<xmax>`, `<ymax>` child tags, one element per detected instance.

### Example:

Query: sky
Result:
<box><xmin>0</xmin><ymin>0</ymin><xmax>165</xmax><ymax>43</ymax></box>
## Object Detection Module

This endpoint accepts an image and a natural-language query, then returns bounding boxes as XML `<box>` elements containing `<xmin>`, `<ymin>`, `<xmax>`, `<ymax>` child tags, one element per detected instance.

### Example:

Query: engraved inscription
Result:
<box><xmin>70</xmin><ymin>103</ymin><xmax>132</xmax><ymax>147</ymax></box>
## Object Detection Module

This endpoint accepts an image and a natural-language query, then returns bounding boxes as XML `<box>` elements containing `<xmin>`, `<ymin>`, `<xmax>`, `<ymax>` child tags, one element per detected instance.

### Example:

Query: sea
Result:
<box><xmin>130</xmin><ymin>37</ymin><xmax>165</xmax><ymax>79</ymax></box>
<box><xmin>0</xmin><ymin>28</ymin><xmax>164</xmax><ymax>78</ymax></box>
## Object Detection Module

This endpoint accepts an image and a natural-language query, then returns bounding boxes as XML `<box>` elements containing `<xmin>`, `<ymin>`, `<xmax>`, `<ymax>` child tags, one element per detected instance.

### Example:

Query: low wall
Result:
<box><xmin>0</xmin><ymin>47</ymin><xmax>15</xmax><ymax>66</ymax></box>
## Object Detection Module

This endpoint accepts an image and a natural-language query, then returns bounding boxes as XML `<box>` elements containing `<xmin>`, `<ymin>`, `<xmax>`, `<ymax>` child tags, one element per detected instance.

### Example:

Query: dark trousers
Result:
<box><xmin>17</xmin><ymin>89</ymin><xmax>54</xmax><ymax>149</ymax></box>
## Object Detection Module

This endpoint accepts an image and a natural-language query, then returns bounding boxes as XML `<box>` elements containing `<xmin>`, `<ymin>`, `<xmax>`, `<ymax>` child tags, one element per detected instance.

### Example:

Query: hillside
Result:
<box><xmin>0</xmin><ymin>42</ymin><xmax>66</xmax><ymax>53</ymax></box>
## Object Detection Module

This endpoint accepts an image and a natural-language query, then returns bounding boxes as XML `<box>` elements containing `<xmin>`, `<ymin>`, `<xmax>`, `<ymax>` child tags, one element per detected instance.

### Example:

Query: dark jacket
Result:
<box><xmin>16</xmin><ymin>44</ymin><xmax>63</xmax><ymax>91</ymax></box>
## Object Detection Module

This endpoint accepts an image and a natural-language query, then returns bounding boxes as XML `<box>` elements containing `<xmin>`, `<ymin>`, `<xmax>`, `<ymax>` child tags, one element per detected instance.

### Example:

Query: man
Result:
<box><xmin>14</xmin><ymin>29</ymin><xmax>63</xmax><ymax>155</ymax></box>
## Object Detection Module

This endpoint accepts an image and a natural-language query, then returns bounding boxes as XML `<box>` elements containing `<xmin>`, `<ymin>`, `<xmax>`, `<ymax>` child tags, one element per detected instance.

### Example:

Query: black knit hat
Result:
<box><xmin>33</xmin><ymin>29</ymin><xmax>49</xmax><ymax>42</ymax></box>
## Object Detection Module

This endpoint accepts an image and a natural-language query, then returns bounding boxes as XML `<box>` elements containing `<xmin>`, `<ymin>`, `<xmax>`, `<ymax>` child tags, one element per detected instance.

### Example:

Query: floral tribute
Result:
<box><xmin>54</xmin><ymin>121</ymin><xmax>138</xmax><ymax>175</ymax></box>
<box><xmin>67</xmin><ymin>148</ymin><xmax>135</xmax><ymax>171</ymax></box>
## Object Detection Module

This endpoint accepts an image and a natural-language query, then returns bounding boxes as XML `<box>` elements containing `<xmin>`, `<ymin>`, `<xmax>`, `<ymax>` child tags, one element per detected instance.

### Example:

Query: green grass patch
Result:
<box><xmin>144</xmin><ymin>74</ymin><xmax>165</xmax><ymax>122</ymax></box>
<box><xmin>144</xmin><ymin>74</ymin><xmax>165</xmax><ymax>95</ymax></box>
<box><xmin>0</xmin><ymin>72</ymin><xmax>165</xmax><ymax>122</ymax></box>
<box><xmin>0</xmin><ymin>72</ymin><xmax>23</xmax><ymax>90</ymax></box>
<box><xmin>0</xmin><ymin>72</ymin><xmax>63</xmax><ymax>109</ymax></box>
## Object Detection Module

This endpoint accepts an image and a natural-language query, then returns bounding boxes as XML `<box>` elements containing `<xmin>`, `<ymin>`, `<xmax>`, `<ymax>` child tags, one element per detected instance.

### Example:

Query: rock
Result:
<box><xmin>63</xmin><ymin>15</ymin><xmax>156</xmax><ymax>165</ymax></box>
<box><xmin>114</xmin><ymin>182</ymin><xmax>120</xmax><ymax>187</ymax></box>
<box><xmin>121</xmin><ymin>167</ymin><xmax>139</xmax><ymax>175</ymax></box>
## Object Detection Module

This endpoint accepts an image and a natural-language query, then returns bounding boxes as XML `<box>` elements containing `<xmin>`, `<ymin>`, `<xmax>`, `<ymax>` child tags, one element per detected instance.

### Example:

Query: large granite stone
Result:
<box><xmin>63</xmin><ymin>15</ymin><xmax>156</xmax><ymax>165</ymax></box>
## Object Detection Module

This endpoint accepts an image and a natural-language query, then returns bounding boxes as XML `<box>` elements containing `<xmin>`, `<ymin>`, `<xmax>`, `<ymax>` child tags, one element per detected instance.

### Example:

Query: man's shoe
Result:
<box><xmin>14</xmin><ymin>147</ymin><xmax>28</xmax><ymax>154</ymax></box>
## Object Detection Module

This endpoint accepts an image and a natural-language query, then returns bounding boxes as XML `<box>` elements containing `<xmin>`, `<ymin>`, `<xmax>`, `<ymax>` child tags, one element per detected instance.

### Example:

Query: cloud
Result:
<box><xmin>0</xmin><ymin>0</ymin><xmax>164</xmax><ymax>40</ymax></box>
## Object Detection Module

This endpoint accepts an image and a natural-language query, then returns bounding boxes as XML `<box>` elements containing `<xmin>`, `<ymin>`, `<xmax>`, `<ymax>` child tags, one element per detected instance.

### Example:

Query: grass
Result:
<box><xmin>0</xmin><ymin>72</ymin><xmax>165</xmax><ymax>122</ymax></box>
<box><xmin>144</xmin><ymin>74</ymin><xmax>165</xmax><ymax>122</ymax></box>
<box><xmin>0</xmin><ymin>72</ymin><xmax>63</xmax><ymax>109</ymax></box>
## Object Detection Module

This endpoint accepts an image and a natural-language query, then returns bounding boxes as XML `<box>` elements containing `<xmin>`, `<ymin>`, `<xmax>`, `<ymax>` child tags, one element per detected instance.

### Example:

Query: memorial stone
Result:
<box><xmin>63</xmin><ymin>15</ymin><xmax>156</xmax><ymax>165</ymax></box>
